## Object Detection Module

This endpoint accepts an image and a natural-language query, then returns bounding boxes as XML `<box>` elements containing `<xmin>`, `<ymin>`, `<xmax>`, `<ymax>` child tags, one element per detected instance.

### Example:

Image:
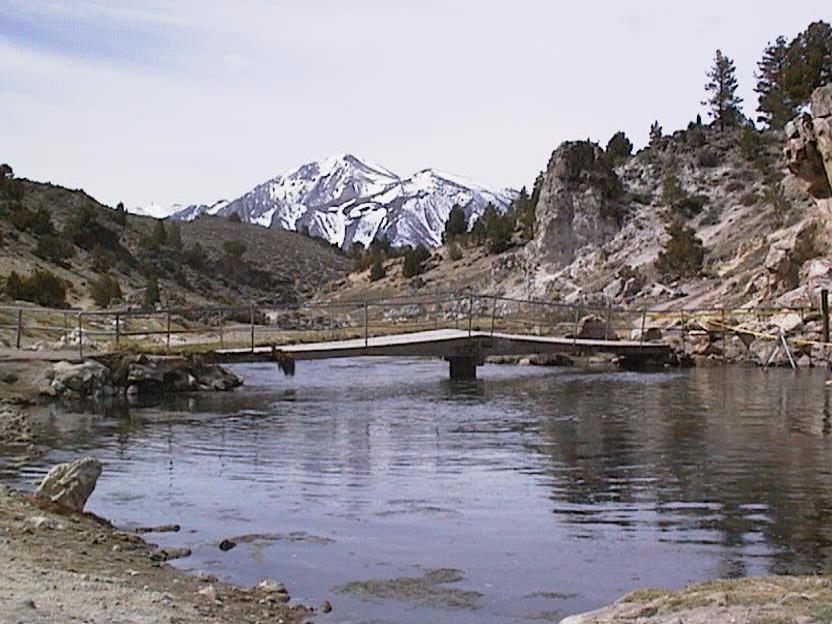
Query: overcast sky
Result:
<box><xmin>1</xmin><ymin>1</ymin><xmax>828</xmax><ymax>214</ymax></box>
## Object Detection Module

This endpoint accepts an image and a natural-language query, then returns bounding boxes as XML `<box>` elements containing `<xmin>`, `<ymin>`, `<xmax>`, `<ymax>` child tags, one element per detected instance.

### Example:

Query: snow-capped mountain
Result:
<box><xmin>171</xmin><ymin>154</ymin><xmax>516</xmax><ymax>248</ymax></box>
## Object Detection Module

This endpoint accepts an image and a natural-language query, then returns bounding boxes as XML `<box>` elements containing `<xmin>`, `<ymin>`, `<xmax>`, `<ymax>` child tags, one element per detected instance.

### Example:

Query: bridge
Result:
<box><xmin>7</xmin><ymin>290</ymin><xmax>762</xmax><ymax>380</ymax></box>
<box><xmin>210</xmin><ymin>327</ymin><xmax>671</xmax><ymax>380</ymax></box>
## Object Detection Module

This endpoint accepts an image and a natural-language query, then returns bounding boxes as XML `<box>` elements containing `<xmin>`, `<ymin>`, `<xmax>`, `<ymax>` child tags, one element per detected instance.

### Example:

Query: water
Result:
<box><xmin>5</xmin><ymin>360</ymin><xmax>832</xmax><ymax>623</ymax></box>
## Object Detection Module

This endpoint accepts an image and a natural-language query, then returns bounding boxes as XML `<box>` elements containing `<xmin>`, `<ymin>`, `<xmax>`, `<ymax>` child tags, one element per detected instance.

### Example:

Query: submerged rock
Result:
<box><xmin>35</xmin><ymin>456</ymin><xmax>102</xmax><ymax>512</ymax></box>
<box><xmin>110</xmin><ymin>355</ymin><xmax>242</xmax><ymax>395</ymax></box>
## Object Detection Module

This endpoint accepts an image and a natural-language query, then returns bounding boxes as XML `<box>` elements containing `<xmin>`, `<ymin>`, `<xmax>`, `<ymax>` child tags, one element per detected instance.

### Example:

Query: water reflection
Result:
<box><xmin>3</xmin><ymin>361</ymin><xmax>832</xmax><ymax>623</ymax></box>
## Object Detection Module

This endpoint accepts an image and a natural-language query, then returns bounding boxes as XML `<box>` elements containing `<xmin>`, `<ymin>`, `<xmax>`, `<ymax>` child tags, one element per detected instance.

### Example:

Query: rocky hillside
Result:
<box><xmin>0</xmin><ymin>178</ymin><xmax>349</xmax><ymax>309</ymax></box>
<box><xmin>327</xmin><ymin>84</ymin><xmax>832</xmax><ymax>313</ymax></box>
<box><xmin>170</xmin><ymin>154</ymin><xmax>515</xmax><ymax>249</ymax></box>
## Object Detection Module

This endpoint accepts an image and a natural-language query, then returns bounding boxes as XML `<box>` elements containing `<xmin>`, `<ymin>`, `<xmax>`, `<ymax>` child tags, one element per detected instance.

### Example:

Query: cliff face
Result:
<box><xmin>785</xmin><ymin>83</ymin><xmax>832</xmax><ymax>201</ymax></box>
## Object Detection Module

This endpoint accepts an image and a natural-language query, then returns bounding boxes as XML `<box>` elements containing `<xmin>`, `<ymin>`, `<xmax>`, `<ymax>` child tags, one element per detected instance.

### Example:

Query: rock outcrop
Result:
<box><xmin>39</xmin><ymin>355</ymin><xmax>242</xmax><ymax>400</ymax></box>
<box><xmin>109</xmin><ymin>354</ymin><xmax>242</xmax><ymax>395</ymax></box>
<box><xmin>784</xmin><ymin>83</ymin><xmax>832</xmax><ymax>199</ymax></box>
<box><xmin>532</xmin><ymin>142</ymin><xmax>626</xmax><ymax>268</ymax></box>
<box><xmin>38</xmin><ymin>361</ymin><xmax>115</xmax><ymax>400</ymax></box>
<box><xmin>35</xmin><ymin>457</ymin><xmax>102</xmax><ymax>512</ymax></box>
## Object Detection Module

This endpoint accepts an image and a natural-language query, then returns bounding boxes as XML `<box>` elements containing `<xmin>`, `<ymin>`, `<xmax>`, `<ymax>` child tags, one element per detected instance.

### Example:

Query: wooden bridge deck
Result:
<box><xmin>211</xmin><ymin>328</ymin><xmax>671</xmax><ymax>379</ymax></box>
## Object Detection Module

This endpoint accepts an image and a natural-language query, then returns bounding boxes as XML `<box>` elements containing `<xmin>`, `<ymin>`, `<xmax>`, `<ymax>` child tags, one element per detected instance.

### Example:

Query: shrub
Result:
<box><xmin>222</xmin><ymin>240</ymin><xmax>246</xmax><ymax>258</ymax></box>
<box><xmin>143</xmin><ymin>276</ymin><xmax>160</xmax><ymax>308</ymax></box>
<box><xmin>696</xmin><ymin>149</ymin><xmax>720</xmax><ymax>168</ymax></box>
<box><xmin>112</xmin><ymin>202</ymin><xmax>128</xmax><ymax>226</ymax></box>
<box><xmin>686</xmin><ymin>125</ymin><xmax>707</xmax><ymax>147</ymax></box>
<box><xmin>402</xmin><ymin>245</ymin><xmax>430</xmax><ymax>278</ymax></box>
<box><xmin>448</xmin><ymin>242</ymin><xmax>463</xmax><ymax>261</ymax></box>
<box><xmin>630</xmin><ymin>191</ymin><xmax>654</xmax><ymax>205</ymax></box>
<box><xmin>739</xmin><ymin>192</ymin><xmax>759</xmax><ymax>206</ymax></box>
<box><xmin>64</xmin><ymin>205</ymin><xmax>122</xmax><ymax>252</ymax></box>
<box><xmin>34</xmin><ymin>235</ymin><xmax>75</xmax><ymax>267</ymax></box>
<box><xmin>725</xmin><ymin>180</ymin><xmax>744</xmax><ymax>193</ymax></box>
<box><xmin>736</xmin><ymin>124</ymin><xmax>759</xmax><ymax>162</ymax></box>
<box><xmin>4</xmin><ymin>269</ymin><xmax>68</xmax><ymax>307</ymax></box>
<box><xmin>673</xmin><ymin>194</ymin><xmax>707</xmax><ymax>218</ymax></box>
<box><xmin>660</xmin><ymin>174</ymin><xmax>686</xmax><ymax>206</ymax></box>
<box><xmin>655</xmin><ymin>220</ymin><xmax>705</xmax><ymax>279</ymax></box>
<box><xmin>369</xmin><ymin>255</ymin><xmax>386</xmax><ymax>281</ymax></box>
<box><xmin>89</xmin><ymin>274</ymin><xmax>123</xmax><ymax>307</ymax></box>
<box><xmin>185</xmin><ymin>242</ymin><xmax>207</xmax><ymax>268</ymax></box>
<box><xmin>8</xmin><ymin>206</ymin><xmax>55</xmax><ymax>236</ymax></box>
<box><xmin>764</xmin><ymin>183</ymin><xmax>793</xmax><ymax>225</ymax></box>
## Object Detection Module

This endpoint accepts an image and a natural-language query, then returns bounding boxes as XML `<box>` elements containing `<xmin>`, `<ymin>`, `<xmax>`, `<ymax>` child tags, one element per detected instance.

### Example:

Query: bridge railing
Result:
<box><xmin>0</xmin><ymin>292</ymin><xmax>822</xmax><ymax>359</ymax></box>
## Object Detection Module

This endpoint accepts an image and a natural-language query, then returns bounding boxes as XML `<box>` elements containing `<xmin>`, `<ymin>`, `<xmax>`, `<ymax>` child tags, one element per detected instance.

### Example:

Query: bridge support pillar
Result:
<box><xmin>447</xmin><ymin>356</ymin><xmax>478</xmax><ymax>381</ymax></box>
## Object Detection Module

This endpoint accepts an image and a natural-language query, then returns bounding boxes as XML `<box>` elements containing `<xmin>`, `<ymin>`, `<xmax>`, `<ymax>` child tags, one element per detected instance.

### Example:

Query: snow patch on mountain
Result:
<box><xmin>171</xmin><ymin>154</ymin><xmax>516</xmax><ymax>248</ymax></box>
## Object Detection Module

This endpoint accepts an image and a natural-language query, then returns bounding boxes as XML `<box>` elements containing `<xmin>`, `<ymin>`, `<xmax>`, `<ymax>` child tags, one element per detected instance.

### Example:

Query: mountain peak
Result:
<box><xmin>171</xmin><ymin>155</ymin><xmax>516</xmax><ymax>248</ymax></box>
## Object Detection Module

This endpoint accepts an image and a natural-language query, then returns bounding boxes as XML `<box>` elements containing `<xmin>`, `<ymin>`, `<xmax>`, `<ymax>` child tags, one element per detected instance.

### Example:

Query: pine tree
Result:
<box><xmin>369</xmin><ymin>255</ymin><xmax>386</xmax><ymax>281</ymax></box>
<box><xmin>604</xmin><ymin>131</ymin><xmax>633</xmax><ymax>166</ymax></box>
<box><xmin>649</xmin><ymin>121</ymin><xmax>663</xmax><ymax>144</ymax></box>
<box><xmin>151</xmin><ymin>219</ymin><xmax>167</xmax><ymax>247</ymax></box>
<box><xmin>143</xmin><ymin>276</ymin><xmax>160</xmax><ymax>308</ymax></box>
<box><xmin>443</xmin><ymin>204</ymin><xmax>467</xmax><ymax>241</ymax></box>
<box><xmin>755</xmin><ymin>37</ymin><xmax>794</xmax><ymax>128</ymax></box>
<box><xmin>168</xmin><ymin>221</ymin><xmax>182</xmax><ymax>249</ymax></box>
<box><xmin>703</xmin><ymin>50</ymin><xmax>743</xmax><ymax>130</ymax></box>
<box><xmin>655</xmin><ymin>220</ymin><xmax>705</xmax><ymax>279</ymax></box>
<box><xmin>786</xmin><ymin>21</ymin><xmax>832</xmax><ymax>104</ymax></box>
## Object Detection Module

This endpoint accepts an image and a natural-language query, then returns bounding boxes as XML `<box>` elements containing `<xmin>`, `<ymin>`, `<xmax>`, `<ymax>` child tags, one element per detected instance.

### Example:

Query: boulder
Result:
<box><xmin>35</xmin><ymin>457</ymin><xmax>102</xmax><ymax>512</ymax></box>
<box><xmin>38</xmin><ymin>361</ymin><xmax>114</xmax><ymax>400</ymax></box>
<box><xmin>576</xmin><ymin>314</ymin><xmax>616</xmax><ymax>340</ymax></box>
<box><xmin>764</xmin><ymin>220</ymin><xmax>818</xmax><ymax>291</ymax></box>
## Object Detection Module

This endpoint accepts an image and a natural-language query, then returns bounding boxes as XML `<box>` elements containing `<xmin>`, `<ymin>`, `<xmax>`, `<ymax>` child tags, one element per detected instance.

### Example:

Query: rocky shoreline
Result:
<box><xmin>0</xmin><ymin>483</ymin><xmax>311</xmax><ymax>624</ymax></box>
<box><xmin>560</xmin><ymin>576</ymin><xmax>832</xmax><ymax>623</ymax></box>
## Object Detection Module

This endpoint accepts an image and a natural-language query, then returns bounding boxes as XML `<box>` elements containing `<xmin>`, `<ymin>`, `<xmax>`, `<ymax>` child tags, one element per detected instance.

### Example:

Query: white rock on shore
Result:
<box><xmin>35</xmin><ymin>456</ymin><xmax>102</xmax><ymax>512</ymax></box>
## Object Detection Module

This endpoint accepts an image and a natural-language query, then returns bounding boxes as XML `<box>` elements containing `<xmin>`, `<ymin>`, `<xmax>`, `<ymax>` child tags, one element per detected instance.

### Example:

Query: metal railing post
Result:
<box><xmin>250</xmin><ymin>303</ymin><xmax>256</xmax><ymax>352</ymax></box>
<box><xmin>640</xmin><ymin>309</ymin><xmax>646</xmax><ymax>345</ymax></box>
<box><xmin>218</xmin><ymin>310</ymin><xmax>224</xmax><ymax>348</ymax></box>
<box><xmin>363</xmin><ymin>300</ymin><xmax>369</xmax><ymax>348</ymax></box>
<box><xmin>166</xmin><ymin>310</ymin><xmax>172</xmax><ymax>353</ymax></box>
<box><xmin>15</xmin><ymin>309</ymin><xmax>22</xmax><ymax>349</ymax></box>
<box><xmin>721</xmin><ymin>309</ymin><xmax>727</xmax><ymax>364</ymax></box>
<box><xmin>572</xmin><ymin>305</ymin><xmax>580</xmax><ymax>347</ymax></box>
<box><xmin>490</xmin><ymin>296</ymin><xmax>497</xmax><ymax>336</ymax></box>
<box><xmin>604</xmin><ymin>302</ymin><xmax>612</xmax><ymax>341</ymax></box>
<box><xmin>77</xmin><ymin>313</ymin><xmax>84</xmax><ymax>359</ymax></box>
<box><xmin>115</xmin><ymin>313</ymin><xmax>121</xmax><ymax>350</ymax></box>
<box><xmin>467</xmin><ymin>295</ymin><xmax>474</xmax><ymax>337</ymax></box>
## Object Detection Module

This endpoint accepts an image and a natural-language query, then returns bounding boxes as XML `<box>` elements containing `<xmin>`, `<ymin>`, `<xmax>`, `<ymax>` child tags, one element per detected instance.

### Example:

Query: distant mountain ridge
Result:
<box><xmin>168</xmin><ymin>154</ymin><xmax>516</xmax><ymax>248</ymax></box>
